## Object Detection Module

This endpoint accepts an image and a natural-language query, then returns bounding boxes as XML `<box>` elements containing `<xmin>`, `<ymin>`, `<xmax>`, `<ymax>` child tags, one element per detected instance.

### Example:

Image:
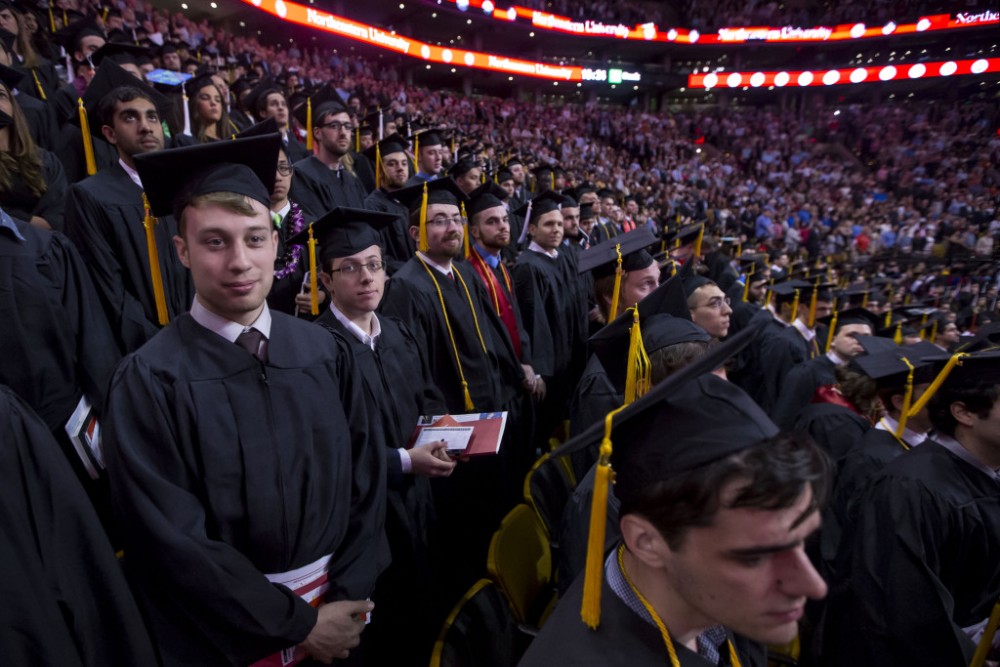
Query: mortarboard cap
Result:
<box><xmin>515</xmin><ymin>190</ymin><xmax>564</xmax><ymax>220</ymax></box>
<box><xmin>852</xmin><ymin>341</ymin><xmax>940</xmax><ymax>390</ymax></box>
<box><xmin>392</xmin><ymin>177</ymin><xmax>469</xmax><ymax>253</ymax></box>
<box><xmin>361</xmin><ymin>132</ymin><xmax>409</xmax><ymax>162</ymax></box>
<box><xmin>496</xmin><ymin>167</ymin><xmax>513</xmax><ymax>183</ymax></box>
<box><xmin>82</xmin><ymin>58</ymin><xmax>169</xmax><ymax>137</ymax></box>
<box><xmin>0</xmin><ymin>62</ymin><xmax>24</xmax><ymax>92</ymax></box>
<box><xmin>577</xmin><ymin>228</ymin><xmax>657</xmax><ymax>278</ymax></box>
<box><xmin>287</xmin><ymin>206</ymin><xmax>396</xmax><ymax>263</ymax></box>
<box><xmin>234</xmin><ymin>116</ymin><xmax>280</xmax><ymax>140</ymax></box>
<box><xmin>54</xmin><ymin>18</ymin><xmax>105</xmax><ymax>55</ymax></box>
<box><xmin>90</xmin><ymin>41</ymin><xmax>148</xmax><ymax>68</ymax></box>
<box><xmin>817</xmin><ymin>307</ymin><xmax>880</xmax><ymax>335</ymax></box>
<box><xmin>447</xmin><ymin>159</ymin><xmax>478</xmax><ymax>179</ymax></box>
<box><xmin>579</xmin><ymin>202</ymin><xmax>597</xmax><ymax>221</ymax></box>
<box><xmin>560</xmin><ymin>193</ymin><xmax>579</xmax><ymax>208</ymax></box>
<box><xmin>134</xmin><ymin>133</ymin><xmax>279</xmax><ymax>219</ymax></box>
<box><xmin>467</xmin><ymin>182</ymin><xmax>509</xmax><ymax>218</ymax></box>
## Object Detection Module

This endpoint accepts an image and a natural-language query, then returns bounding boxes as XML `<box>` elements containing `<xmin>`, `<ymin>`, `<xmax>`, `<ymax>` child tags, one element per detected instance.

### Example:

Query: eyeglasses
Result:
<box><xmin>276</xmin><ymin>163</ymin><xmax>293</xmax><ymax>176</ymax></box>
<box><xmin>329</xmin><ymin>260</ymin><xmax>385</xmax><ymax>276</ymax></box>
<box><xmin>319</xmin><ymin>121</ymin><xmax>354</xmax><ymax>132</ymax></box>
<box><xmin>692</xmin><ymin>296</ymin><xmax>732</xmax><ymax>311</ymax></box>
<box><xmin>427</xmin><ymin>215</ymin><xmax>465</xmax><ymax>228</ymax></box>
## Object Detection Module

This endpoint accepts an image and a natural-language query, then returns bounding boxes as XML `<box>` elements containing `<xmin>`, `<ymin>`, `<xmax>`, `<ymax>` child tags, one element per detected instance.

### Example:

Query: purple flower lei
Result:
<box><xmin>274</xmin><ymin>202</ymin><xmax>307</xmax><ymax>280</ymax></box>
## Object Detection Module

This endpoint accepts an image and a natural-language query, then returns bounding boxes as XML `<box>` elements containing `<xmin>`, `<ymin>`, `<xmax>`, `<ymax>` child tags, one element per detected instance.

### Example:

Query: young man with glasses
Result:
<box><xmin>362</xmin><ymin>134</ymin><xmax>415</xmax><ymax>274</ymax></box>
<box><xmin>684</xmin><ymin>277</ymin><xmax>734</xmax><ymax>341</ymax></box>
<box><xmin>290</xmin><ymin>99</ymin><xmax>368</xmax><ymax>214</ymax></box>
<box><xmin>298</xmin><ymin>206</ymin><xmax>454</xmax><ymax>667</ymax></box>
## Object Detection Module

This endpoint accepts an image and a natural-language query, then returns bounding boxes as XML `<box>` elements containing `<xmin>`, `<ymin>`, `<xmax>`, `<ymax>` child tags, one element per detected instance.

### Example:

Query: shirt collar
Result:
<box><xmin>0</xmin><ymin>208</ymin><xmax>26</xmax><ymax>241</ymax></box>
<box><xmin>826</xmin><ymin>351</ymin><xmax>847</xmax><ymax>366</ymax></box>
<box><xmin>273</xmin><ymin>200</ymin><xmax>291</xmax><ymax>221</ymax></box>
<box><xmin>528</xmin><ymin>240</ymin><xmax>559</xmax><ymax>258</ymax></box>
<box><xmin>474</xmin><ymin>243</ymin><xmax>500</xmax><ymax>269</ymax></box>
<box><xmin>416</xmin><ymin>251</ymin><xmax>453</xmax><ymax>277</ymax></box>
<box><xmin>932</xmin><ymin>434</ymin><xmax>1000</xmax><ymax>481</ymax></box>
<box><xmin>329</xmin><ymin>303</ymin><xmax>380</xmax><ymax>351</ymax></box>
<box><xmin>119</xmin><ymin>158</ymin><xmax>143</xmax><ymax>188</ymax></box>
<box><xmin>876</xmin><ymin>415</ymin><xmax>928</xmax><ymax>448</ymax></box>
<box><xmin>792</xmin><ymin>317</ymin><xmax>816</xmax><ymax>341</ymax></box>
<box><xmin>189</xmin><ymin>297</ymin><xmax>272</xmax><ymax>344</ymax></box>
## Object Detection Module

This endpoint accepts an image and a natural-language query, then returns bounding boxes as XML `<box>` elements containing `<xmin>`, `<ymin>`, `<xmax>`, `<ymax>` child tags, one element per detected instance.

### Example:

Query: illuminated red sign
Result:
<box><xmin>687</xmin><ymin>58</ymin><xmax>1000</xmax><ymax>88</ymax></box>
<box><xmin>242</xmin><ymin>0</ymin><xmax>587</xmax><ymax>81</ymax></box>
<box><xmin>441</xmin><ymin>0</ymin><xmax>998</xmax><ymax>45</ymax></box>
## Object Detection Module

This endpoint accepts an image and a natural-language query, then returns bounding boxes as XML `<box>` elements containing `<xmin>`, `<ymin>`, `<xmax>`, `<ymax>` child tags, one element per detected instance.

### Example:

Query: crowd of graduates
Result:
<box><xmin>1</xmin><ymin>0</ymin><xmax>999</xmax><ymax>666</ymax></box>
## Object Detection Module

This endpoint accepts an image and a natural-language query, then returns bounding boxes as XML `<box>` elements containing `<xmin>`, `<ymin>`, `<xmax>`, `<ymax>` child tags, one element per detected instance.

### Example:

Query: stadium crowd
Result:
<box><xmin>1</xmin><ymin>0</ymin><xmax>998</xmax><ymax>666</ymax></box>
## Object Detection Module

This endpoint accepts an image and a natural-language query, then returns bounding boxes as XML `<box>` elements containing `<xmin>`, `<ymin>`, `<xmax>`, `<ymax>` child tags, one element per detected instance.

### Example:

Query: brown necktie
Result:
<box><xmin>236</xmin><ymin>328</ymin><xmax>266</xmax><ymax>362</ymax></box>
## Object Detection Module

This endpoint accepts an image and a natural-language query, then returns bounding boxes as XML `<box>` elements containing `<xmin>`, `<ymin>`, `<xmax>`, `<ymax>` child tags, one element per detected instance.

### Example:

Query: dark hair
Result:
<box><xmin>96</xmin><ymin>86</ymin><xmax>157</xmax><ymax>129</ymax></box>
<box><xmin>835</xmin><ymin>365</ymin><xmax>881</xmax><ymax>423</ymax></box>
<box><xmin>620</xmin><ymin>432</ymin><xmax>831</xmax><ymax>550</ymax></box>
<box><xmin>927</xmin><ymin>377</ymin><xmax>1000</xmax><ymax>437</ymax></box>
<box><xmin>649</xmin><ymin>340</ymin><xmax>709</xmax><ymax>385</ymax></box>
<box><xmin>254</xmin><ymin>88</ymin><xmax>284</xmax><ymax>120</ymax></box>
<box><xmin>0</xmin><ymin>81</ymin><xmax>45</xmax><ymax>197</ymax></box>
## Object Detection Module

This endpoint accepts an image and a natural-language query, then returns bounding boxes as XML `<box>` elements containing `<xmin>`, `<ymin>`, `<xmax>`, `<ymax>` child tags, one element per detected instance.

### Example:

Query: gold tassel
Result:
<box><xmin>693</xmin><ymin>225</ymin><xmax>704</xmax><ymax>258</ymax></box>
<box><xmin>581</xmin><ymin>405</ymin><xmax>625</xmax><ymax>630</ymax></box>
<box><xmin>305</xmin><ymin>97</ymin><xmax>313</xmax><ymax>151</ymax></box>
<box><xmin>48</xmin><ymin>6</ymin><xmax>55</xmax><ymax>32</ymax></box>
<box><xmin>32</xmin><ymin>69</ymin><xmax>46</xmax><ymax>100</ymax></box>
<box><xmin>608</xmin><ymin>244</ymin><xmax>623</xmax><ymax>321</ymax></box>
<box><xmin>906</xmin><ymin>353</ymin><xmax>966</xmax><ymax>418</ymax></box>
<box><xmin>862</xmin><ymin>291</ymin><xmax>869</xmax><ymax>309</ymax></box>
<box><xmin>893</xmin><ymin>322</ymin><xmax>903</xmax><ymax>345</ymax></box>
<box><xmin>825</xmin><ymin>310</ymin><xmax>838</xmax><ymax>353</ymax></box>
<box><xmin>462</xmin><ymin>382</ymin><xmax>474</xmax><ymax>411</ymax></box>
<box><xmin>930</xmin><ymin>319</ymin><xmax>938</xmax><ymax>344</ymax></box>
<box><xmin>624</xmin><ymin>308</ymin><xmax>650</xmax><ymax>404</ymax></box>
<box><xmin>141</xmin><ymin>194</ymin><xmax>169</xmax><ymax>326</ymax></box>
<box><xmin>807</xmin><ymin>282</ymin><xmax>819</xmax><ymax>328</ymax></box>
<box><xmin>970</xmin><ymin>596</ymin><xmax>1000</xmax><ymax>667</ymax></box>
<box><xmin>742</xmin><ymin>265</ymin><xmax>754</xmax><ymax>303</ymax></box>
<box><xmin>418</xmin><ymin>182</ymin><xmax>429</xmax><ymax>253</ymax></box>
<box><xmin>461</xmin><ymin>201</ymin><xmax>470</xmax><ymax>259</ymax></box>
<box><xmin>894</xmin><ymin>357</ymin><xmax>915</xmax><ymax>439</ymax></box>
<box><xmin>790</xmin><ymin>289</ymin><xmax>801</xmax><ymax>323</ymax></box>
<box><xmin>78</xmin><ymin>99</ymin><xmax>97</xmax><ymax>176</ymax></box>
<box><xmin>307</xmin><ymin>224</ymin><xmax>319</xmax><ymax>315</ymax></box>
<box><xmin>414</xmin><ymin>133</ymin><xmax>419</xmax><ymax>162</ymax></box>
<box><xmin>375</xmin><ymin>142</ymin><xmax>381</xmax><ymax>190</ymax></box>
<box><xmin>550</xmin><ymin>172</ymin><xmax>555</xmax><ymax>190</ymax></box>
<box><xmin>884</xmin><ymin>309</ymin><xmax>893</xmax><ymax>329</ymax></box>
<box><xmin>354</xmin><ymin>126</ymin><xmax>359</xmax><ymax>152</ymax></box>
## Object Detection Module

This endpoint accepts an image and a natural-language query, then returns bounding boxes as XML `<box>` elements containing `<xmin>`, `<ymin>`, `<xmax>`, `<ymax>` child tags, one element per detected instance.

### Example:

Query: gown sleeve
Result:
<box><xmin>33</xmin><ymin>149</ymin><xmax>67</xmax><ymax>231</ymax></box>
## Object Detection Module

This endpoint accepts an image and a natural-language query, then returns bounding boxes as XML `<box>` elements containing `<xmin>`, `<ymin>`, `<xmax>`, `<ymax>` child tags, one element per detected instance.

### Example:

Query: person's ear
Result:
<box><xmin>620</xmin><ymin>513</ymin><xmax>671</xmax><ymax>570</ymax></box>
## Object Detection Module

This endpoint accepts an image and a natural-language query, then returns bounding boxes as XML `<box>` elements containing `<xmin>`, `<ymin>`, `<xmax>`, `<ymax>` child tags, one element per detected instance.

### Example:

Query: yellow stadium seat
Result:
<box><xmin>429</xmin><ymin>579</ymin><xmax>528</xmax><ymax>667</ymax></box>
<box><xmin>486</xmin><ymin>504</ymin><xmax>554</xmax><ymax>627</ymax></box>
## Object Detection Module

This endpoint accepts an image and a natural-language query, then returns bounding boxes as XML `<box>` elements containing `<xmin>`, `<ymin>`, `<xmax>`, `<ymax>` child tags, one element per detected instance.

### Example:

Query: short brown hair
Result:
<box><xmin>179</xmin><ymin>192</ymin><xmax>261</xmax><ymax>236</ymax></box>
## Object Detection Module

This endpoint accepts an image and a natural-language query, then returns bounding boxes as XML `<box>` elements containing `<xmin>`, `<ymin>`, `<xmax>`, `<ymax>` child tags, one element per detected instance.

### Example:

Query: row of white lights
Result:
<box><xmin>700</xmin><ymin>59</ymin><xmax>992</xmax><ymax>89</ymax></box>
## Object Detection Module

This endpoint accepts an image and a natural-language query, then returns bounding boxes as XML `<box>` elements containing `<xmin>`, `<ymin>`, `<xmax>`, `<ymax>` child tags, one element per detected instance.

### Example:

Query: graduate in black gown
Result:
<box><xmin>105</xmin><ymin>135</ymin><xmax>386</xmax><ymax>666</ymax></box>
<box><xmin>380</xmin><ymin>177</ymin><xmax>529</xmax><ymax>610</ymax></box>
<box><xmin>0</xmin><ymin>385</ymin><xmax>156</xmax><ymax>666</ymax></box>
<box><xmin>793</xmin><ymin>362</ymin><xmax>875</xmax><ymax>465</ymax></box>
<box><xmin>289</xmin><ymin>96</ymin><xmax>368</xmax><ymax>214</ymax></box>
<box><xmin>771</xmin><ymin>308</ymin><xmax>879</xmax><ymax>429</ymax></box>
<box><xmin>296</xmin><ymin>207</ymin><xmax>454</xmax><ymax>667</ymax></box>
<box><xmin>744</xmin><ymin>279</ymin><xmax>811</xmax><ymax>413</ymax></box>
<box><xmin>821</xmin><ymin>349</ymin><xmax>1000</xmax><ymax>666</ymax></box>
<box><xmin>361</xmin><ymin>134</ymin><xmax>414</xmax><ymax>274</ymax></box>
<box><xmin>522</xmin><ymin>336</ymin><xmax>829</xmax><ymax>667</ymax></box>
<box><xmin>65</xmin><ymin>61</ymin><xmax>194</xmax><ymax>353</ymax></box>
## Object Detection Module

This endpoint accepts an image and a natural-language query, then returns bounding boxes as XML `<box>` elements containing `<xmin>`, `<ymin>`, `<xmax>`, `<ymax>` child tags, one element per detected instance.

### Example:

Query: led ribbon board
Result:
<box><xmin>241</xmin><ymin>0</ymin><xmax>584</xmax><ymax>81</ymax></box>
<box><xmin>440</xmin><ymin>0</ymin><xmax>999</xmax><ymax>46</ymax></box>
<box><xmin>687</xmin><ymin>58</ymin><xmax>1000</xmax><ymax>88</ymax></box>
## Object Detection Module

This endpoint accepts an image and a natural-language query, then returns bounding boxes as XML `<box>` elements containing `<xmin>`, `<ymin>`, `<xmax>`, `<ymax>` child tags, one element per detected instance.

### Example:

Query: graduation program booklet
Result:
<box><xmin>409</xmin><ymin>412</ymin><xmax>508</xmax><ymax>457</ymax></box>
<box><xmin>64</xmin><ymin>396</ymin><xmax>103</xmax><ymax>480</ymax></box>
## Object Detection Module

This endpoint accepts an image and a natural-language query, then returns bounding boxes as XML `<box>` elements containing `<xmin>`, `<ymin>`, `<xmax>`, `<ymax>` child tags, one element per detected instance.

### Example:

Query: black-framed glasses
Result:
<box><xmin>329</xmin><ymin>260</ymin><xmax>385</xmax><ymax>276</ymax></box>
<box><xmin>276</xmin><ymin>163</ymin><xmax>293</xmax><ymax>176</ymax></box>
<box><xmin>427</xmin><ymin>214</ymin><xmax>465</xmax><ymax>227</ymax></box>
<box><xmin>692</xmin><ymin>296</ymin><xmax>732</xmax><ymax>311</ymax></box>
<box><xmin>319</xmin><ymin>121</ymin><xmax>354</xmax><ymax>132</ymax></box>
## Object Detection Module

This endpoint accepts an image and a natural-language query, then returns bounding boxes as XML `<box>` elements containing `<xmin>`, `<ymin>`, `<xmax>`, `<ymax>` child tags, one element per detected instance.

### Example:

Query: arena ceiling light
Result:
<box><xmin>690</xmin><ymin>58</ymin><xmax>1000</xmax><ymax>88</ymax></box>
<box><xmin>432</xmin><ymin>0</ymin><xmax>998</xmax><ymax>46</ymax></box>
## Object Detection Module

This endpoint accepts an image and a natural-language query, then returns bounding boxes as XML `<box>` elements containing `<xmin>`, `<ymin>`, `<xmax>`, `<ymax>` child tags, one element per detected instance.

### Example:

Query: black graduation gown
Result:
<box><xmin>290</xmin><ymin>155</ymin><xmax>368</xmax><ymax>217</ymax></box>
<box><xmin>364</xmin><ymin>187</ymin><xmax>412</xmax><ymax>274</ymax></box>
<box><xmin>756</xmin><ymin>323</ymin><xmax>811</xmax><ymax>414</ymax></box>
<box><xmin>556</xmin><ymin>462</ymin><xmax>621</xmax><ymax>596</ymax></box>
<box><xmin>380</xmin><ymin>257</ymin><xmax>527</xmax><ymax>610</ymax></box>
<box><xmin>284</xmin><ymin>133</ymin><xmax>310</xmax><ymax>163</ymax></box>
<box><xmin>0</xmin><ymin>216</ymin><xmax>118</xmax><ymax>432</ymax></box>
<box><xmin>316</xmin><ymin>311</ymin><xmax>446</xmax><ymax>667</ymax></box>
<box><xmin>267</xmin><ymin>199</ymin><xmax>320</xmax><ymax>317</ymax></box>
<box><xmin>56</xmin><ymin>122</ymin><xmax>120</xmax><ymax>185</ymax></box>
<box><xmin>793</xmin><ymin>402</ymin><xmax>869</xmax><ymax>465</ymax></box>
<box><xmin>353</xmin><ymin>151</ymin><xmax>377</xmax><ymax>194</ymax></box>
<box><xmin>821</xmin><ymin>441</ymin><xmax>1000</xmax><ymax>666</ymax></box>
<box><xmin>729</xmin><ymin>311</ymin><xmax>780</xmax><ymax>408</ymax></box>
<box><xmin>568</xmin><ymin>354</ymin><xmax>621</xmax><ymax>478</ymax></box>
<box><xmin>0</xmin><ymin>148</ymin><xmax>67</xmax><ymax>229</ymax></box>
<box><xmin>12</xmin><ymin>86</ymin><xmax>60</xmax><ymax>151</ymax></box>
<box><xmin>104</xmin><ymin>312</ymin><xmax>386</xmax><ymax>666</ymax></box>
<box><xmin>521</xmin><ymin>560</ymin><xmax>767</xmax><ymax>666</ymax></box>
<box><xmin>771</xmin><ymin>355</ymin><xmax>837</xmax><ymax>429</ymax></box>
<box><xmin>0</xmin><ymin>386</ymin><xmax>156</xmax><ymax>667</ymax></box>
<box><xmin>65</xmin><ymin>163</ymin><xmax>194</xmax><ymax>353</ymax></box>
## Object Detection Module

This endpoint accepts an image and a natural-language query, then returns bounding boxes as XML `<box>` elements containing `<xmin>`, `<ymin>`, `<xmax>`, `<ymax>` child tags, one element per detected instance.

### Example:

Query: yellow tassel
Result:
<box><xmin>102</xmin><ymin>6</ymin><xmax>109</xmax><ymax>21</ymax></box>
<box><xmin>418</xmin><ymin>182</ymin><xmax>429</xmax><ymax>253</ymax></box>
<box><xmin>305</xmin><ymin>97</ymin><xmax>313</xmax><ymax>151</ymax></box>
<box><xmin>807</xmin><ymin>282</ymin><xmax>819</xmax><ymax>328</ymax></box>
<box><xmin>462</xmin><ymin>382</ymin><xmax>474</xmax><ymax>411</ymax></box>
<box><xmin>32</xmin><ymin>69</ymin><xmax>46</xmax><ymax>100</ymax></box>
<box><xmin>624</xmin><ymin>308</ymin><xmax>650</xmax><ymax>404</ymax></box>
<box><xmin>862</xmin><ymin>291</ymin><xmax>869</xmax><ymax>309</ymax></box>
<box><xmin>375</xmin><ymin>142</ymin><xmax>381</xmax><ymax>190</ymax></box>
<box><xmin>894</xmin><ymin>357</ymin><xmax>915</xmax><ymax>439</ymax></box>
<box><xmin>970</xmin><ymin>596</ymin><xmax>1000</xmax><ymax>667</ymax></box>
<box><xmin>884</xmin><ymin>309</ymin><xmax>893</xmax><ymax>329</ymax></box>
<box><xmin>930</xmin><ymin>319</ymin><xmax>938</xmax><ymax>344</ymax></box>
<box><xmin>307</xmin><ymin>224</ymin><xmax>319</xmax><ymax>315</ymax></box>
<box><xmin>141</xmin><ymin>194</ymin><xmax>169</xmax><ymax>326</ymax></box>
<box><xmin>461</xmin><ymin>201</ymin><xmax>470</xmax><ymax>259</ymax></box>
<box><xmin>78</xmin><ymin>99</ymin><xmax>97</xmax><ymax>176</ymax></box>
<box><xmin>790</xmin><ymin>289</ymin><xmax>801</xmax><ymax>323</ymax></box>
<box><xmin>893</xmin><ymin>322</ymin><xmax>903</xmax><ymax>345</ymax></box>
<box><xmin>355</xmin><ymin>126</ymin><xmax>360</xmax><ymax>152</ymax></box>
<box><xmin>414</xmin><ymin>133</ymin><xmax>419</xmax><ymax>162</ymax></box>
<box><xmin>906</xmin><ymin>353</ymin><xmax>966</xmax><ymax>419</ymax></box>
<box><xmin>608</xmin><ymin>243</ymin><xmax>623</xmax><ymax>321</ymax></box>
<box><xmin>550</xmin><ymin>172</ymin><xmax>555</xmax><ymax>190</ymax></box>
<box><xmin>825</xmin><ymin>310</ymin><xmax>838</xmax><ymax>353</ymax></box>
<box><xmin>742</xmin><ymin>266</ymin><xmax>753</xmax><ymax>303</ymax></box>
<box><xmin>48</xmin><ymin>7</ymin><xmax>55</xmax><ymax>32</ymax></box>
<box><xmin>581</xmin><ymin>405</ymin><xmax>624</xmax><ymax>629</ymax></box>
<box><xmin>693</xmin><ymin>224</ymin><xmax>704</xmax><ymax>259</ymax></box>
